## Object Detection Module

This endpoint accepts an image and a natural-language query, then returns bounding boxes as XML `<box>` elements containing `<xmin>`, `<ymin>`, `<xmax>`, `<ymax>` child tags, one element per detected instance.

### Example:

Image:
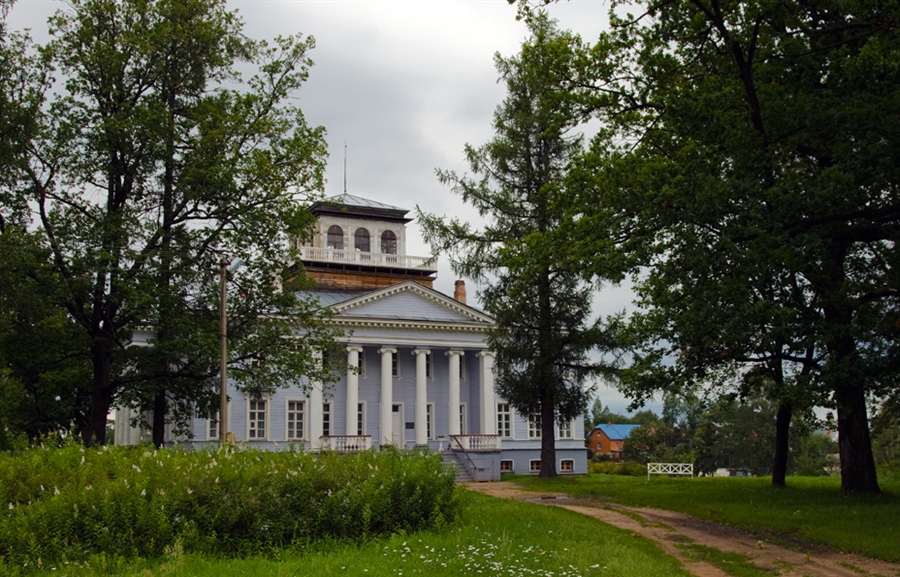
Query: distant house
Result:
<box><xmin>588</xmin><ymin>424</ymin><xmax>640</xmax><ymax>461</ymax></box>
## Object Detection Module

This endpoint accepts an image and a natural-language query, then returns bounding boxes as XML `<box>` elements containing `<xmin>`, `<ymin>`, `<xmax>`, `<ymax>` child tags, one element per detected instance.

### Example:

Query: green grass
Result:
<box><xmin>507</xmin><ymin>474</ymin><xmax>900</xmax><ymax>562</ymax></box>
<box><xmin>14</xmin><ymin>493</ymin><xmax>693</xmax><ymax>577</ymax></box>
<box><xmin>676</xmin><ymin>544</ymin><xmax>774</xmax><ymax>577</ymax></box>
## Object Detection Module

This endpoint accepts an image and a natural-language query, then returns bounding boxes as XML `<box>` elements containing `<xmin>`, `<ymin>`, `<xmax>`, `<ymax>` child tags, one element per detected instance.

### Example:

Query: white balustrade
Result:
<box><xmin>450</xmin><ymin>434</ymin><xmax>501</xmax><ymax>452</ymax></box>
<box><xmin>299</xmin><ymin>247</ymin><xmax>435</xmax><ymax>270</ymax></box>
<box><xmin>320</xmin><ymin>435</ymin><xmax>372</xmax><ymax>452</ymax></box>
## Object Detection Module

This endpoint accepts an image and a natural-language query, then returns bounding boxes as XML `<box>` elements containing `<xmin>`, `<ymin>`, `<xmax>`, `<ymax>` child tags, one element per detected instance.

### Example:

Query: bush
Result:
<box><xmin>588</xmin><ymin>461</ymin><xmax>647</xmax><ymax>476</ymax></box>
<box><xmin>877</xmin><ymin>459</ymin><xmax>900</xmax><ymax>483</ymax></box>
<box><xmin>0</xmin><ymin>443</ymin><xmax>463</xmax><ymax>568</ymax></box>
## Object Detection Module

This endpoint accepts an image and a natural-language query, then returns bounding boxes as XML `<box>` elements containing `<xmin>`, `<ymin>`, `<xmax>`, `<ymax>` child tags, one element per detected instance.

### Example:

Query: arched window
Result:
<box><xmin>327</xmin><ymin>225</ymin><xmax>343</xmax><ymax>250</ymax></box>
<box><xmin>381</xmin><ymin>230</ymin><xmax>397</xmax><ymax>254</ymax></box>
<box><xmin>354</xmin><ymin>228</ymin><xmax>370</xmax><ymax>252</ymax></box>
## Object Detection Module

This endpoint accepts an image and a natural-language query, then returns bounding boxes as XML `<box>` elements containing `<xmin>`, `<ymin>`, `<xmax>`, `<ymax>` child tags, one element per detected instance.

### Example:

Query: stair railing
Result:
<box><xmin>449</xmin><ymin>435</ymin><xmax>484</xmax><ymax>477</ymax></box>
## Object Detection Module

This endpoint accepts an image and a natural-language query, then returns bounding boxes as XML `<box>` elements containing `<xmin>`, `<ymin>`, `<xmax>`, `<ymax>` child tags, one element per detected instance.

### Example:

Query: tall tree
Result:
<box><xmin>419</xmin><ymin>13</ymin><xmax>615</xmax><ymax>477</ymax></box>
<box><xmin>2</xmin><ymin>0</ymin><xmax>340</xmax><ymax>444</ymax></box>
<box><xmin>551</xmin><ymin>0</ymin><xmax>900</xmax><ymax>493</ymax></box>
<box><xmin>583</xmin><ymin>397</ymin><xmax>632</xmax><ymax>436</ymax></box>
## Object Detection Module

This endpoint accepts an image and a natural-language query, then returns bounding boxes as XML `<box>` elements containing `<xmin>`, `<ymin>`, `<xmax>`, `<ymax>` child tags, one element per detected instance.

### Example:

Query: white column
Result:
<box><xmin>346</xmin><ymin>346</ymin><xmax>362</xmax><ymax>436</ymax></box>
<box><xmin>308</xmin><ymin>351</ymin><xmax>323</xmax><ymax>450</ymax></box>
<box><xmin>477</xmin><ymin>350</ymin><xmax>496</xmax><ymax>435</ymax></box>
<box><xmin>379</xmin><ymin>347</ymin><xmax>396</xmax><ymax>446</ymax></box>
<box><xmin>447</xmin><ymin>350</ymin><xmax>462</xmax><ymax>436</ymax></box>
<box><xmin>413</xmin><ymin>348</ymin><xmax>430</xmax><ymax>446</ymax></box>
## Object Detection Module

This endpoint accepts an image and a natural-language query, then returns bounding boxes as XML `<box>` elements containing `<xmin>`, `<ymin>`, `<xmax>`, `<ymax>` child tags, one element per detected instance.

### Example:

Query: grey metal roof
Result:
<box><xmin>296</xmin><ymin>290</ymin><xmax>368</xmax><ymax>308</ymax></box>
<box><xmin>322</xmin><ymin>193</ymin><xmax>406</xmax><ymax>212</ymax></box>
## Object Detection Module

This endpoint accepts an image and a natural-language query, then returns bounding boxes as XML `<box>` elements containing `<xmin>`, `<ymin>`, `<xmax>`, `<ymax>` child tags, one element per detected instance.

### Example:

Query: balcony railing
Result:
<box><xmin>320</xmin><ymin>435</ymin><xmax>372</xmax><ymax>452</ymax></box>
<box><xmin>299</xmin><ymin>246</ymin><xmax>436</xmax><ymax>270</ymax></box>
<box><xmin>450</xmin><ymin>434</ymin><xmax>501</xmax><ymax>452</ymax></box>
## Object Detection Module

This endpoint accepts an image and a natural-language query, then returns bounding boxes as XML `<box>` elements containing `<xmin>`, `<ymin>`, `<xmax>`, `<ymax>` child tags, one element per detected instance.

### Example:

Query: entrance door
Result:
<box><xmin>392</xmin><ymin>404</ymin><xmax>404</xmax><ymax>446</ymax></box>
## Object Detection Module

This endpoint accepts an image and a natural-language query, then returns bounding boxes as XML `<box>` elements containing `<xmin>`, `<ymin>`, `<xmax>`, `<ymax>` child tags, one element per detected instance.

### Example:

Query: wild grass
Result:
<box><xmin>507</xmin><ymin>474</ymin><xmax>900</xmax><ymax>562</ymax></box>
<box><xmin>0</xmin><ymin>443</ymin><xmax>460</xmax><ymax>570</ymax></box>
<box><xmin>12</xmin><ymin>493</ymin><xmax>694</xmax><ymax>577</ymax></box>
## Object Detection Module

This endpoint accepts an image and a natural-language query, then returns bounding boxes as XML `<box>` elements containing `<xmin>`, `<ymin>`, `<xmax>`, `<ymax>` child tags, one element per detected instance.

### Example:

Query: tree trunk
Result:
<box><xmin>83</xmin><ymin>340</ymin><xmax>114</xmax><ymax>445</ymax></box>
<box><xmin>152</xmin><ymin>390</ymin><xmax>166</xmax><ymax>448</ymax></box>
<box><xmin>836</xmin><ymin>384</ymin><xmax>880</xmax><ymax>494</ymax></box>
<box><xmin>771</xmin><ymin>400</ymin><xmax>792</xmax><ymax>487</ymax></box>
<box><xmin>539</xmin><ymin>397</ymin><xmax>558</xmax><ymax>478</ymax></box>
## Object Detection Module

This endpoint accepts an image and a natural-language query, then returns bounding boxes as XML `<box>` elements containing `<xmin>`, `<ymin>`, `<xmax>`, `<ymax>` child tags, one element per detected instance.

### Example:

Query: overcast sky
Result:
<box><xmin>7</xmin><ymin>0</ymin><xmax>654</xmax><ymax>415</ymax></box>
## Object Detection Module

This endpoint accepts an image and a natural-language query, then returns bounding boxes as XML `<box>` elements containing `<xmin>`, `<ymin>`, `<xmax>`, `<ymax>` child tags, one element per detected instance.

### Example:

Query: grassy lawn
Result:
<box><xmin>507</xmin><ymin>473</ymin><xmax>900</xmax><ymax>562</ymax></box>
<box><xmin>31</xmin><ymin>493</ymin><xmax>692</xmax><ymax>577</ymax></box>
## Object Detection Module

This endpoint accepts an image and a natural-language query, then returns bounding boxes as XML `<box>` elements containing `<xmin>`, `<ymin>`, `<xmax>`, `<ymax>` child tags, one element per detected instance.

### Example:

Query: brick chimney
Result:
<box><xmin>453</xmin><ymin>280</ymin><xmax>467</xmax><ymax>304</ymax></box>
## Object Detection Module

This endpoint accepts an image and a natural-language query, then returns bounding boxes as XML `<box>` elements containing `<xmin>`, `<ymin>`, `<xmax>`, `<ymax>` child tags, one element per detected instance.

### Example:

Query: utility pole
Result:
<box><xmin>219</xmin><ymin>256</ymin><xmax>229</xmax><ymax>444</ymax></box>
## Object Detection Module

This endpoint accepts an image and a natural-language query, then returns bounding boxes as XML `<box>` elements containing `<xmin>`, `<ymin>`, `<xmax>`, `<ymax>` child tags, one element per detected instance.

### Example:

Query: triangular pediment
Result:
<box><xmin>330</xmin><ymin>281</ymin><xmax>493</xmax><ymax>326</ymax></box>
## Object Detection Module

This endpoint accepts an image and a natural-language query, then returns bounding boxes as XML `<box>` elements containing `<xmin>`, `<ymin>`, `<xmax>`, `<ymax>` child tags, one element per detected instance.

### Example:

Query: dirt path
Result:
<box><xmin>465</xmin><ymin>482</ymin><xmax>900</xmax><ymax>577</ymax></box>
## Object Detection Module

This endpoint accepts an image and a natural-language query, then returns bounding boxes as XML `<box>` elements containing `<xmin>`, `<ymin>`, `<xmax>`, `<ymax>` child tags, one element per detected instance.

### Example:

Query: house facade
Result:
<box><xmin>588</xmin><ymin>424</ymin><xmax>640</xmax><ymax>461</ymax></box>
<box><xmin>116</xmin><ymin>193</ymin><xmax>588</xmax><ymax>477</ymax></box>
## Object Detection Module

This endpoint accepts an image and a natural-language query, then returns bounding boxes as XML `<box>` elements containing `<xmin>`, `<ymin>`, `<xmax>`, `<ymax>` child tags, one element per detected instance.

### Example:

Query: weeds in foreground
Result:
<box><xmin>15</xmin><ymin>493</ymin><xmax>693</xmax><ymax>577</ymax></box>
<box><xmin>0</xmin><ymin>443</ymin><xmax>461</xmax><ymax>570</ymax></box>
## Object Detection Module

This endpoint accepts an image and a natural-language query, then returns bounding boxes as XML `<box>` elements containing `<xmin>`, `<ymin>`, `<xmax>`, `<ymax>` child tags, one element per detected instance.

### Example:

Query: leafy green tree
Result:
<box><xmin>552</xmin><ymin>0</ymin><xmax>900</xmax><ymax>493</ymax></box>
<box><xmin>1</xmin><ymin>0</ymin><xmax>340</xmax><ymax>444</ymax></box>
<box><xmin>629</xmin><ymin>409</ymin><xmax>660</xmax><ymax>428</ymax></box>
<box><xmin>690</xmin><ymin>394</ymin><xmax>781</xmax><ymax>476</ymax></box>
<box><xmin>419</xmin><ymin>13</ymin><xmax>615</xmax><ymax>477</ymax></box>
<box><xmin>0</xmin><ymin>227</ymin><xmax>94</xmax><ymax>445</ymax></box>
<box><xmin>583</xmin><ymin>397</ymin><xmax>632</xmax><ymax>436</ymax></box>
<box><xmin>622</xmin><ymin>423</ymin><xmax>692</xmax><ymax>465</ymax></box>
<box><xmin>793</xmin><ymin>431</ymin><xmax>839</xmax><ymax>477</ymax></box>
<box><xmin>872</xmin><ymin>397</ymin><xmax>900</xmax><ymax>468</ymax></box>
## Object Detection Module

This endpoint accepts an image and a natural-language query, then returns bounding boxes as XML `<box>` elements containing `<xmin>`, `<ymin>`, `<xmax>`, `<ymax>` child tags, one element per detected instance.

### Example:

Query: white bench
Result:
<box><xmin>647</xmin><ymin>462</ymin><xmax>694</xmax><ymax>480</ymax></box>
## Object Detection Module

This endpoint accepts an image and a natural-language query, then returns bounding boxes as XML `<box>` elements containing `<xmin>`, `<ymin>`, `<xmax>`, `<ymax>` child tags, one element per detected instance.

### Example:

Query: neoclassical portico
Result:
<box><xmin>307</xmin><ymin>344</ymin><xmax>496</xmax><ymax>450</ymax></box>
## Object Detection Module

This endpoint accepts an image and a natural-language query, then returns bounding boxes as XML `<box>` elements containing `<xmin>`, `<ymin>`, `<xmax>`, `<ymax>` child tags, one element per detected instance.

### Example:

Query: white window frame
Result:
<box><xmin>459</xmin><ymin>354</ymin><xmax>467</xmax><ymax>380</ymax></box>
<box><xmin>357</xmin><ymin>401</ymin><xmax>366</xmax><ymax>436</ymax></box>
<box><xmin>354</xmin><ymin>227</ymin><xmax>370</xmax><ymax>252</ymax></box>
<box><xmin>529</xmin><ymin>460</ymin><xmax>541</xmax><ymax>473</ymax></box>
<box><xmin>500</xmin><ymin>460</ymin><xmax>514</xmax><ymax>473</ymax></box>
<box><xmin>286</xmin><ymin>399</ymin><xmax>306</xmax><ymax>441</ymax></box>
<box><xmin>381</xmin><ymin>229</ymin><xmax>397</xmax><ymax>254</ymax></box>
<box><xmin>323</xmin><ymin>401</ymin><xmax>332</xmax><ymax>437</ymax></box>
<box><xmin>528</xmin><ymin>413</ymin><xmax>541</xmax><ymax>439</ymax></box>
<box><xmin>497</xmin><ymin>403</ymin><xmax>512</xmax><ymax>439</ymax></box>
<box><xmin>327</xmin><ymin>224</ymin><xmax>344</xmax><ymax>250</ymax></box>
<box><xmin>426</xmin><ymin>403</ymin><xmax>435</xmax><ymax>440</ymax></box>
<box><xmin>459</xmin><ymin>403</ymin><xmax>468</xmax><ymax>435</ymax></box>
<box><xmin>391</xmin><ymin>351</ymin><xmax>400</xmax><ymax>378</ymax></box>
<box><xmin>425</xmin><ymin>353</ymin><xmax>433</xmax><ymax>379</ymax></box>
<box><xmin>207</xmin><ymin>410</ymin><xmax>219</xmax><ymax>441</ymax></box>
<box><xmin>247</xmin><ymin>398</ymin><xmax>268</xmax><ymax>440</ymax></box>
<box><xmin>557</xmin><ymin>418</ymin><xmax>573</xmax><ymax>439</ymax></box>
<box><xmin>357</xmin><ymin>349</ymin><xmax>366</xmax><ymax>378</ymax></box>
<box><xmin>560</xmin><ymin>459</ymin><xmax>575</xmax><ymax>472</ymax></box>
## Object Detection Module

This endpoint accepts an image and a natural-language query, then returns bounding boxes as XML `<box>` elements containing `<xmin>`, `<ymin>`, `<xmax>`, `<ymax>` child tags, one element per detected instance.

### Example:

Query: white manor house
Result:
<box><xmin>116</xmin><ymin>194</ymin><xmax>588</xmax><ymax>479</ymax></box>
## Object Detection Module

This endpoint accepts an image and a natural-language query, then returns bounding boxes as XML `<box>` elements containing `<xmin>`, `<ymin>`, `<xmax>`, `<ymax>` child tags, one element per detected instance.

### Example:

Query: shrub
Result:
<box><xmin>0</xmin><ymin>443</ymin><xmax>463</xmax><ymax>568</ymax></box>
<box><xmin>588</xmin><ymin>461</ymin><xmax>647</xmax><ymax>476</ymax></box>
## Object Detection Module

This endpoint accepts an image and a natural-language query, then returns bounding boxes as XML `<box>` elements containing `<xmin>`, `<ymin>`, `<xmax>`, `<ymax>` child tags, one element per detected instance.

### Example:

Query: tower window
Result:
<box><xmin>381</xmin><ymin>230</ymin><xmax>397</xmax><ymax>254</ymax></box>
<box><xmin>355</xmin><ymin>228</ymin><xmax>370</xmax><ymax>252</ymax></box>
<box><xmin>327</xmin><ymin>225</ymin><xmax>343</xmax><ymax>250</ymax></box>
